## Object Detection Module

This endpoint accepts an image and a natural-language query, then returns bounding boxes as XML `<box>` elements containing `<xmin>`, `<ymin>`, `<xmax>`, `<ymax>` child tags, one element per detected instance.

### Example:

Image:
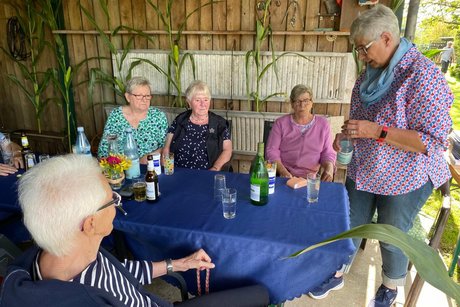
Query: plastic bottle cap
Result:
<box><xmin>125</xmin><ymin>127</ymin><xmax>132</xmax><ymax>132</ymax></box>
<box><xmin>77</xmin><ymin>127</ymin><xmax>84</xmax><ymax>132</ymax></box>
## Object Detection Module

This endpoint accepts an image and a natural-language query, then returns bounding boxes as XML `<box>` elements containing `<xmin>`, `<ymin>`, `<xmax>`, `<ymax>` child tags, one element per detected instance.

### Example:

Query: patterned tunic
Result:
<box><xmin>98</xmin><ymin>106</ymin><xmax>168</xmax><ymax>159</ymax></box>
<box><xmin>347</xmin><ymin>46</ymin><xmax>453</xmax><ymax>195</ymax></box>
<box><xmin>168</xmin><ymin>119</ymin><xmax>230</xmax><ymax>170</ymax></box>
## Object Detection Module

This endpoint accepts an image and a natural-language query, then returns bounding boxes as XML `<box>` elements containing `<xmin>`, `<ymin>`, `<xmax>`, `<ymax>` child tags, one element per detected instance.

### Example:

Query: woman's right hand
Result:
<box><xmin>0</xmin><ymin>163</ymin><xmax>18</xmax><ymax>176</ymax></box>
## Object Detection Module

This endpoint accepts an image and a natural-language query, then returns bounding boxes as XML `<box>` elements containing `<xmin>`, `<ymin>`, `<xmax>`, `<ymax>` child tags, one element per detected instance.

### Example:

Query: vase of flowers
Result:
<box><xmin>99</xmin><ymin>154</ymin><xmax>131</xmax><ymax>190</ymax></box>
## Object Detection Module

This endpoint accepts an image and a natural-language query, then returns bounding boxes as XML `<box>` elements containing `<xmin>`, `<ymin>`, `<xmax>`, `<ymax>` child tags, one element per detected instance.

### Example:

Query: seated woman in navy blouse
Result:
<box><xmin>163</xmin><ymin>80</ymin><xmax>232</xmax><ymax>171</ymax></box>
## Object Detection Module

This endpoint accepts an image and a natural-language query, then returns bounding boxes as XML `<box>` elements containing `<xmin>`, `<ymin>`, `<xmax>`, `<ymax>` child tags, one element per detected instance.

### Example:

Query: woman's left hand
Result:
<box><xmin>320</xmin><ymin>162</ymin><xmax>334</xmax><ymax>182</ymax></box>
<box><xmin>342</xmin><ymin>119</ymin><xmax>380</xmax><ymax>139</ymax></box>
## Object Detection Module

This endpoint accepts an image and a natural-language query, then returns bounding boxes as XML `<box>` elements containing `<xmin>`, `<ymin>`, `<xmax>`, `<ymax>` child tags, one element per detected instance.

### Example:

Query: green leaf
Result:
<box><xmin>287</xmin><ymin>224</ymin><xmax>460</xmax><ymax>303</ymax></box>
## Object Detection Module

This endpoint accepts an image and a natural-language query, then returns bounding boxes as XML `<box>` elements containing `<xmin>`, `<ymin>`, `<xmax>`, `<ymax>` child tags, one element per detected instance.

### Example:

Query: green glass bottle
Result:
<box><xmin>250</xmin><ymin>142</ymin><xmax>269</xmax><ymax>206</ymax></box>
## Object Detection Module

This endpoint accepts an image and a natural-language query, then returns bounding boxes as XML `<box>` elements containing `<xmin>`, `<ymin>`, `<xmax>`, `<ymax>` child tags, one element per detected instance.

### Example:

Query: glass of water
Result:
<box><xmin>307</xmin><ymin>173</ymin><xmax>321</xmax><ymax>203</ymax></box>
<box><xmin>222</xmin><ymin>188</ymin><xmax>237</xmax><ymax>219</ymax></box>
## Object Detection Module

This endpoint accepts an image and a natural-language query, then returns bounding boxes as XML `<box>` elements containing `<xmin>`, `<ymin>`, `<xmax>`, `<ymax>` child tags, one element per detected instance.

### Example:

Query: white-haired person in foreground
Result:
<box><xmin>1</xmin><ymin>154</ymin><xmax>269</xmax><ymax>307</ymax></box>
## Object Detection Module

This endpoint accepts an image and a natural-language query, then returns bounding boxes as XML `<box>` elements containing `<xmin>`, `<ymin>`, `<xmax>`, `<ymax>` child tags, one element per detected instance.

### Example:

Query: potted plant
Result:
<box><xmin>99</xmin><ymin>153</ymin><xmax>131</xmax><ymax>190</ymax></box>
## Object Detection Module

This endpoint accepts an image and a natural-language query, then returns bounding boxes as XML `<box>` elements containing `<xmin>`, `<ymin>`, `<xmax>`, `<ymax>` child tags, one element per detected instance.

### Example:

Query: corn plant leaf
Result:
<box><xmin>126</xmin><ymin>60</ymin><xmax>142</xmax><ymax>81</ymax></box>
<box><xmin>145</xmin><ymin>0</ymin><xmax>168</xmax><ymax>29</ymax></box>
<box><xmin>259</xmin><ymin>52</ymin><xmax>312</xmax><ymax>82</ymax></box>
<box><xmin>177</xmin><ymin>1</ymin><xmax>217</xmax><ymax>35</ymax></box>
<box><xmin>79</xmin><ymin>2</ymin><xmax>116</xmax><ymax>55</ymax></box>
<box><xmin>287</xmin><ymin>224</ymin><xmax>460</xmax><ymax>303</ymax></box>
<box><xmin>261</xmin><ymin>92</ymin><xmax>287</xmax><ymax>103</ymax></box>
<box><xmin>136</xmin><ymin>58</ymin><xmax>179</xmax><ymax>93</ymax></box>
<box><xmin>179</xmin><ymin>53</ymin><xmax>196</xmax><ymax>80</ymax></box>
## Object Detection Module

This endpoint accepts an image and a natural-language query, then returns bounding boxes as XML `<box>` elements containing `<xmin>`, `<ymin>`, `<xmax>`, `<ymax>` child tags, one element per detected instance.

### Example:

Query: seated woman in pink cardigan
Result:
<box><xmin>266</xmin><ymin>85</ymin><xmax>336</xmax><ymax>181</ymax></box>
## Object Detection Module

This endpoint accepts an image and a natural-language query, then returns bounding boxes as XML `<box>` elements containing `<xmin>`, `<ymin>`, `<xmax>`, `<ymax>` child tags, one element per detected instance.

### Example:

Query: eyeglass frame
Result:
<box><xmin>97</xmin><ymin>191</ymin><xmax>127</xmax><ymax>215</ymax></box>
<box><xmin>293</xmin><ymin>97</ymin><xmax>312</xmax><ymax>105</ymax></box>
<box><xmin>354</xmin><ymin>40</ymin><xmax>375</xmax><ymax>56</ymax></box>
<box><xmin>129</xmin><ymin>93</ymin><xmax>152</xmax><ymax>100</ymax></box>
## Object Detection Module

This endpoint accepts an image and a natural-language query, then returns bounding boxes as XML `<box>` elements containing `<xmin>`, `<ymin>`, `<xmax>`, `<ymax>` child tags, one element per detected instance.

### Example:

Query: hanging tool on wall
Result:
<box><xmin>7</xmin><ymin>17</ymin><xmax>29</xmax><ymax>61</ymax></box>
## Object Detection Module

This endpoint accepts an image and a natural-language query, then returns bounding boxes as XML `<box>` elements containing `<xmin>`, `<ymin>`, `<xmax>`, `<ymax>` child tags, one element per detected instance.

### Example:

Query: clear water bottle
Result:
<box><xmin>124</xmin><ymin>127</ymin><xmax>140</xmax><ymax>179</ymax></box>
<box><xmin>75</xmin><ymin>127</ymin><xmax>91</xmax><ymax>156</ymax></box>
<box><xmin>337</xmin><ymin>136</ymin><xmax>353</xmax><ymax>165</ymax></box>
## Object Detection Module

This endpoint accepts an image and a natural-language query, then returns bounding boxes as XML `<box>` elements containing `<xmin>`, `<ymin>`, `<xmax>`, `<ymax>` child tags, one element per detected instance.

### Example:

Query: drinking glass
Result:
<box><xmin>163</xmin><ymin>153</ymin><xmax>174</xmax><ymax>175</ymax></box>
<box><xmin>222</xmin><ymin>188</ymin><xmax>237</xmax><ymax>219</ymax></box>
<box><xmin>307</xmin><ymin>173</ymin><xmax>321</xmax><ymax>203</ymax></box>
<box><xmin>0</xmin><ymin>133</ymin><xmax>13</xmax><ymax>166</ymax></box>
<box><xmin>39</xmin><ymin>154</ymin><xmax>50</xmax><ymax>163</ymax></box>
<box><xmin>265</xmin><ymin>160</ymin><xmax>277</xmax><ymax>194</ymax></box>
<box><xmin>132</xmin><ymin>178</ymin><xmax>147</xmax><ymax>202</ymax></box>
<box><xmin>24</xmin><ymin>153</ymin><xmax>37</xmax><ymax>170</ymax></box>
<box><xmin>214</xmin><ymin>174</ymin><xmax>226</xmax><ymax>202</ymax></box>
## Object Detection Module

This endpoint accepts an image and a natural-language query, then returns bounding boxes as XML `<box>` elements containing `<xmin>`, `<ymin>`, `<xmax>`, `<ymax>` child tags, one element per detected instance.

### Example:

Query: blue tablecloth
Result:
<box><xmin>0</xmin><ymin>170</ymin><xmax>31</xmax><ymax>243</ymax></box>
<box><xmin>114</xmin><ymin>168</ymin><xmax>355</xmax><ymax>304</ymax></box>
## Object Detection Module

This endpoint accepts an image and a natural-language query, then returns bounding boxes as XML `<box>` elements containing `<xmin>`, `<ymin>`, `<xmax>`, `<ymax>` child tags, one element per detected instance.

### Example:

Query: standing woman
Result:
<box><xmin>265</xmin><ymin>85</ymin><xmax>336</xmax><ymax>181</ymax></box>
<box><xmin>163</xmin><ymin>80</ymin><xmax>232</xmax><ymax>171</ymax></box>
<box><xmin>98</xmin><ymin>77</ymin><xmax>168</xmax><ymax>164</ymax></box>
<box><xmin>309</xmin><ymin>5</ymin><xmax>453</xmax><ymax>307</ymax></box>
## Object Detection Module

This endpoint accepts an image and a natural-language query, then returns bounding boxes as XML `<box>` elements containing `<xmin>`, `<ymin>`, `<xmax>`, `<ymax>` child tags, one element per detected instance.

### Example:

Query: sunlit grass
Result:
<box><xmin>422</xmin><ymin>71</ymin><xmax>459</xmax><ymax>282</ymax></box>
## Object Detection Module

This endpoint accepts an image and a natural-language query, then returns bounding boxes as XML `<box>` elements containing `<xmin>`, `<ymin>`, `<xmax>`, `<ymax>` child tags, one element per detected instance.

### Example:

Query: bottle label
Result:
<box><xmin>250</xmin><ymin>184</ymin><xmax>261</xmax><ymax>201</ymax></box>
<box><xmin>153</xmin><ymin>155</ymin><xmax>161</xmax><ymax>175</ymax></box>
<box><xmin>21</xmin><ymin>137</ymin><xmax>29</xmax><ymax>147</ymax></box>
<box><xmin>268</xmin><ymin>170</ymin><xmax>276</xmax><ymax>194</ymax></box>
<box><xmin>337</xmin><ymin>151</ymin><xmax>353</xmax><ymax>165</ymax></box>
<box><xmin>146</xmin><ymin>182</ymin><xmax>156</xmax><ymax>200</ymax></box>
<box><xmin>125</xmin><ymin>159</ymin><xmax>140</xmax><ymax>179</ymax></box>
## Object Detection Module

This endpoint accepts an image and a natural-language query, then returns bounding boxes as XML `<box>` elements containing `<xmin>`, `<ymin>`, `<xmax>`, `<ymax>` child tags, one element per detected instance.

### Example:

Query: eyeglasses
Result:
<box><xmin>130</xmin><ymin>93</ymin><xmax>152</xmax><ymax>100</ymax></box>
<box><xmin>97</xmin><ymin>192</ymin><xmax>127</xmax><ymax>216</ymax></box>
<box><xmin>293</xmin><ymin>98</ymin><xmax>311</xmax><ymax>105</ymax></box>
<box><xmin>354</xmin><ymin>40</ymin><xmax>375</xmax><ymax>56</ymax></box>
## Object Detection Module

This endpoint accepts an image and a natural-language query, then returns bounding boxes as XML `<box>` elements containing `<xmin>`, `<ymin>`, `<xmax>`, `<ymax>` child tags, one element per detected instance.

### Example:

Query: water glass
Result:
<box><xmin>132</xmin><ymin>178</ymin><xmax>147</xmax><ymax>202</ymax></box>
<box><xmin>222</xmin><ymin>188</ymin><xmax>237</xmax><ymax>219</ymax></box>
<box><xmin>214</xmin><ymin>174</ymin><xmax>226</xmax><ymax>202</ymax></box>
<box><xmin>265</xmin><ymin>160</ymin><xmax>277</xmax><ymax>194</ymax></box>
<box><xmin>24</xmin><ymin>153</ymin><xmax>37</xmax><ymax>170</ymax></box>
<box><xmin>307</xmin><ymin>173</ymin><xmax>321</xmax><ymax>203</ymax></box>
<box><xmin>39</xmin><ymin>154</ymin><xmax>50</xmax><ymax>163</ymax></box>
<box><xmin>163</xmin><ymin>153</ymin><xmax>174</xmax><ymax>175</ymax></box>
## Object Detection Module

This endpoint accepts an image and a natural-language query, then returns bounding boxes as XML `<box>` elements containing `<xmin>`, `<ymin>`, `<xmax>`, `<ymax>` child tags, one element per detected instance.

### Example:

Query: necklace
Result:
<box><xmin>190</xmin><ymin>114</ymin><xmax>208</xmax><ymax>124</ymax></box>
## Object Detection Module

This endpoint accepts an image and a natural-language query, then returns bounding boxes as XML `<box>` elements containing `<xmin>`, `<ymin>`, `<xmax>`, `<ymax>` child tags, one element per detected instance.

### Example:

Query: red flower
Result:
<box><xmin>107</xmin><ymin>156</ymin><xmax>122</xmax><ymax>165</ymax></box>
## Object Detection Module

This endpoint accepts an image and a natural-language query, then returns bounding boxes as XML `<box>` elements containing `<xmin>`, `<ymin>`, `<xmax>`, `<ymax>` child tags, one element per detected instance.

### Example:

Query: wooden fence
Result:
<box><xmin>0</xmin><ymin>0</ymin><xmax>391</xmax><ymax>149</ymax></box>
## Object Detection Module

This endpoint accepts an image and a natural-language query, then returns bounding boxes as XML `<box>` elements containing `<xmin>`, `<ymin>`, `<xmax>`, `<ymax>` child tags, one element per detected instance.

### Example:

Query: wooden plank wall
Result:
<box><xmin>0</xmin><ymin>0</ymin><xmax>391</xmax><ymax>151</ymax></box>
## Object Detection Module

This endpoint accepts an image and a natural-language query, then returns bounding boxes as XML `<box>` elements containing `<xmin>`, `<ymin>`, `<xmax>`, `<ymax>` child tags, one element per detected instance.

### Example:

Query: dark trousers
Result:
<box><xmin>175</xmin><ymin>285</ymin><xmax>270</xmax><ymax>307</ymax></box>
<box><xmin>441</xmin><ymin>60</ymin><xmax>450</xmax><ymax>73</ymax></box>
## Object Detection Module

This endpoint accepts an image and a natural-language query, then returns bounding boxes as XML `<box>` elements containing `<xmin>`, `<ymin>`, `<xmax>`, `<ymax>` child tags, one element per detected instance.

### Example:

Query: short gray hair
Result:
<box><xmin>350</xmin><ymin>4</ymin><xmax>400</xmax><ymax>45</ymax></box>
<box><xmin>18</xmin><ymin>154</ymin><xmax>107</xmax><ymax>256</ymax></box>
<box><xmin>290</xmin><ymin>84</ymin><xmax>313</xmax><ymax>103</ymax></box>
<box><xmin>185</xmin><ymin>80</ymin><xmax>211</xmax><ymax>102</ymax></box>
<box><xmin>125</xmin><ymin>76</ymin><xmax>152</xmax><ymax>94</ymax></box>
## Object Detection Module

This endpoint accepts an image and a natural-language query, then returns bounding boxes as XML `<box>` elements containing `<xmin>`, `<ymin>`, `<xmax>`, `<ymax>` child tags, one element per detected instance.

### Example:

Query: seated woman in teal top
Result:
<box><xmin>98</xmin><ymin>77</ymin><xmax>168</xmax><ymax>164</ymax></box>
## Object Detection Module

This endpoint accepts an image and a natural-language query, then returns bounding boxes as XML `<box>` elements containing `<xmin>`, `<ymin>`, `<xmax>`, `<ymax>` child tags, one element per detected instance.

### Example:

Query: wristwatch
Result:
<box><xmin>166</xmin><ymin>258</ymin><xmax>173</xmax><ymax>274</ymax></box>
<box><xmin>377</xmin><ymin>125</ymin><xmax>388</xmax><ymax>143</ymax></box>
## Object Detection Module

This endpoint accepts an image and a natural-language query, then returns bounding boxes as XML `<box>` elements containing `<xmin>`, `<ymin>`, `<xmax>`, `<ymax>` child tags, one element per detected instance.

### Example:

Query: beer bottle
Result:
<box><xmin>145</xmin><ymin>155</ymin><xmax>160</xmax><ymax>203</ymax></box>
<box><xmin>21</xmin><ymin>132</ymin><xmax>34</xmax><ymax>170</ymax></box>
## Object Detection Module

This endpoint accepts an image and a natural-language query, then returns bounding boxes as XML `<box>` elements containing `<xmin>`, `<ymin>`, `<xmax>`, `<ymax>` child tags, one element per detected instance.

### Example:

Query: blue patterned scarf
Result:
<box><xmin>359</xmin><ymin>37</ymin><xmax>413</xmax><ymax>107</ymax></box>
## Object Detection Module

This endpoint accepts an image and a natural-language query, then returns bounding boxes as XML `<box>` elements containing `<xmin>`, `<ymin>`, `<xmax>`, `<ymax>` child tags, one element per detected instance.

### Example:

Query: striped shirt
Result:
<box><xmin>34</xmin><ymin>251</ymin><xmax>160</xmax><ymax>307</ymax></box>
